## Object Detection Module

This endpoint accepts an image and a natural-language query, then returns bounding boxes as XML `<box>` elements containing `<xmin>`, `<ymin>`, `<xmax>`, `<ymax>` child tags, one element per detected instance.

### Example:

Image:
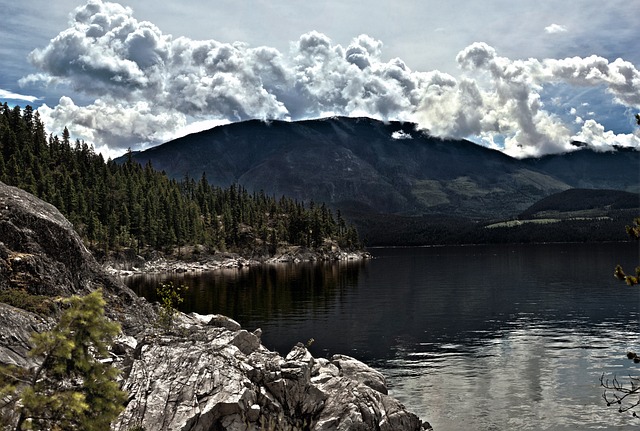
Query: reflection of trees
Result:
<box><xmin>126</xmin><ymin>260</ymin><xmax>365</xmax><ymax>321</ymax></box>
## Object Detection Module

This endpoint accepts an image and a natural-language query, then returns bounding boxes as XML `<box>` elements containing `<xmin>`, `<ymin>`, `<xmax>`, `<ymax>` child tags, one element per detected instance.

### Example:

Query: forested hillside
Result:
<box><xmin>125</xmin><ymin>117</ymin><xmax>575</xmax><ymax>220</ymax></box>
<box><xmin>0</xmin><ymin>103</ymin><xmax>360</xmax><ymax>256</ymax></box>
<box><xmin>519</xmin><ymin>189</ymin><xmax>639</xmax><ymax>219</ymax></box>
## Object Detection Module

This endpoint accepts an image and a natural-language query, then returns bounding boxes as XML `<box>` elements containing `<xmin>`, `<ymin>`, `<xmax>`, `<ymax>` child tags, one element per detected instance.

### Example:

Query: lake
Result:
<box><xmin>126</xmin><ymin>242</ymin><xmax>640</xmax><ymax>430</ymax></box>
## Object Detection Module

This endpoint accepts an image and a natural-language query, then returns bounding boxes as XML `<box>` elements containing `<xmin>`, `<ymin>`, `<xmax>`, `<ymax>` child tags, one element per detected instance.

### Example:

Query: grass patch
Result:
<box><xmin>411</xmin><ymin>180</ymin><xmax>449</xmax><ymax>207</ymax></box>
<box><xmin>0</xmin><ymin>288</ymin><xmax>57</xmax><ymax>315</ymax></box>
<box><xmin>485</xmin><ymin>219</ymin><xmax>561</xmax><ymax>229</ymax></box>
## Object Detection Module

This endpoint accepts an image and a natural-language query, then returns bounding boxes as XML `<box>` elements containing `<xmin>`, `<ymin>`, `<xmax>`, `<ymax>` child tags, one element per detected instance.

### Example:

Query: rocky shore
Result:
<box><xmin>0</xmin><ymin>181</ymin><xmax>429</xmax><ymax>430</ymax></box>
<box><xmin>103</xmin><ymin>247</ymin><xmax>372</xmax><ymax>277</ymax></box>
<box><xmin>113</xmin><ymin>312</ymin><xmax>430</xmax><ymax>431</ymax></box>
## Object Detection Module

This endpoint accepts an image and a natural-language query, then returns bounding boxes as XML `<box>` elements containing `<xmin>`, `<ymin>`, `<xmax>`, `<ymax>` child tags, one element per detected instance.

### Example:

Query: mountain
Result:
<box><xmin>521</xmin><ymin>146</ymin><xmax>640</xmax><ymax>193</ymax></box>
<box><xmin>126</xmin><ymin>116</ymin><xmax>636</xmax><ymax>221</ymax></box>
<box><xmin>518</xmin><ymin>188</ymin><xmax>640</xmax><ymax>220</ymax></box>
<box><xmin>119</xmin><ymin>115</ymin><xmax>639</xmax><ymax>245</ymax></box>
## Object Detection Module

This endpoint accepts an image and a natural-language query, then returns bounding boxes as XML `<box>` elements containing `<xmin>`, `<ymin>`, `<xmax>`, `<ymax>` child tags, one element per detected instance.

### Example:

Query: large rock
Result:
<box><xmin>0</xmin><ymin>302</ymin><xmax>47</xmax><ymax>368</ymax></box>
<box><xmin>0</xmin><ymin>181</ymin><xmax>430</xmax><ymax>430</ymax></box>
<box><xmin>113</xmin><ymin>314</ymin><xmax>428</xmax><ymax>431</ymax></box>
<box><xmin>0</xmin><ymin>182</ymin><xmax>155</xmax><ymax>334</ymax></box>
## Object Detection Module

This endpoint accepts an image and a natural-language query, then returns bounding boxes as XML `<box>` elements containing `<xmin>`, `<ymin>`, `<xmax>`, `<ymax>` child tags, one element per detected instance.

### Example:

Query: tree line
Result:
<box><xmin>350</xmin><ymin>210</ymin><xmax>638</xmax><ymax>247</ymax></box>
<box><xmin>0</xmin><ymin>103</ymin><xmax>360</xmax><ymax>255</ymax></box>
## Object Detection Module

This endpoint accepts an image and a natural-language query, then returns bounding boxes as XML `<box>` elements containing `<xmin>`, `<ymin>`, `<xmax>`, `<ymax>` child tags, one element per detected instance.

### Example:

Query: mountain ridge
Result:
<box><xmin>518</xmin><ymin>188</ymin><xmax>640</xmax><ymax>219</ymax></box>
<box><xmin>126</xmin><ymin>116</ymin><xmax>639</xmax><ymax>223</ymax></box>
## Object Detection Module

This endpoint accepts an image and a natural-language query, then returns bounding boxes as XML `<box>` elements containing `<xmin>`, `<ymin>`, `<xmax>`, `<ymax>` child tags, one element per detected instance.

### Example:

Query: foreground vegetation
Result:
<box><xmin>601</xmin><ymin>217</ymin><xmax>640</xmax><ymax>419</ymax></box>
<box><xmin>0</xmin><ymin>103</ymin><xmax>360</xmax><ymax>257</ymax></box>
<box><xmin>0</xmin><ymin>290</ymin><xmax>125</xmax><ymax>430</ymax></box>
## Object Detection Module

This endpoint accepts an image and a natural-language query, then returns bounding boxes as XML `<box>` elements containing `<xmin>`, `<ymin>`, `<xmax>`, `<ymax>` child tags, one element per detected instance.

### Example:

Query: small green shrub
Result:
<box><xmin>1</xmin><ymin>289</ymin><xmax>125</xmax><ymax>430</ymax></box>
<box><xmin>156</xmin><ymin>281</ymin><xmax>187</xmax><ymax>329</ymax></box>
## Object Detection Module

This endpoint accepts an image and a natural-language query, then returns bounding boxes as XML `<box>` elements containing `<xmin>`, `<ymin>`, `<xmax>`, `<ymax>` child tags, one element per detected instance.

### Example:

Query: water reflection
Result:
<box><xmin>126</xmin><ymin>242</ymin><xmax>640</xmax><ymax>430</ymax></box>
<box><xmin>126</xmin><ymin>259</ymin><xmax>364</xmax><ymax>321</ymax></box>
<box><xmin>385</xmin><ymin>317</ymin><xmax>640</xmax><ymax>431</ymax></box>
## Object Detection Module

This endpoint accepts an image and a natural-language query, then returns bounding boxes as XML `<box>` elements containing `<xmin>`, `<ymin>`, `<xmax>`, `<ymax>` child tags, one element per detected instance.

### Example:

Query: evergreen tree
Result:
<box><xmin>0</xmin><ymin>102</ymin><xmax>362</xmax><ymax>255</ymax></box>
<box><xmin>0</xmin><ymin>289</ymin><xmax>126</xmax><ymax>430</ymax></box>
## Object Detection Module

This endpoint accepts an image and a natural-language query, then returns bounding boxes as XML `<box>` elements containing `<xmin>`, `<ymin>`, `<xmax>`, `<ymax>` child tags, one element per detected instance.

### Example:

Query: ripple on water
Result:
<box><xmin>127</xmin><ymin>243</ymin><xmax>640</xmax><ymax>431</ymax></box>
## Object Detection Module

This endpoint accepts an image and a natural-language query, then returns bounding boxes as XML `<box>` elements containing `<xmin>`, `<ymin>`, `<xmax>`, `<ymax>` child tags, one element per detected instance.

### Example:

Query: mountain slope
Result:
<box><xmin>521</xmin><ymin>146</ymin><xmax>640</xmax><ymax>193</ymax></box>
<box><xmin>128</xmin><ymin>117</ymin><xmax>614</xmax><ymax>219</ymax></box>
<box><xmin>518</xmin><ymin>188</ymin><xmax>640</xmax><ymax>219</ymax></box>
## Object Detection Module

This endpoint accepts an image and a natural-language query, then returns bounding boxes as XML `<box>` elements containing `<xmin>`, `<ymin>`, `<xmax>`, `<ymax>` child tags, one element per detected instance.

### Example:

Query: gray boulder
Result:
<box><xmin>113</xmin><ymin>316</ymin><xmax>427</xmax><ymax>430</ymax></box>
<box><xmin>0</xmin><ymin>182</ymin><xmax>155</xmax><ymax>334</ymax></box>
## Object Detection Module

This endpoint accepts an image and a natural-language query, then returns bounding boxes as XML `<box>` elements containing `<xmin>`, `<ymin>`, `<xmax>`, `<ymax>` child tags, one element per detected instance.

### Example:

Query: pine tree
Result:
<box><xmin>0</xmin><ymin>103</ymin><xmax>361</xmax><ymax>255</ymax></box>
<box><xmin>1</xmin><ymin>289</ymin><xmax>126</xmax><ymax>430</ymax></box>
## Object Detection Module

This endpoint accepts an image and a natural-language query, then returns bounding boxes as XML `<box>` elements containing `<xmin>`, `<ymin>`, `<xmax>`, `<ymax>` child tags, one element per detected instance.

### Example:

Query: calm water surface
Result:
<box><xmin>127</xmin><ymin>242</ymin><xmax>640</xmax><ymax>430</ymax></box>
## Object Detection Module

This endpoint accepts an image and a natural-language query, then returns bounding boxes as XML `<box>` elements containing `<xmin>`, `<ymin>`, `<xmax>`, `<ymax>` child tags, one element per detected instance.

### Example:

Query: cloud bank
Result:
<box><xmin>22</xmin><ymin>0</ymin><xmax>640</xmax><ymax>158</ymax></box>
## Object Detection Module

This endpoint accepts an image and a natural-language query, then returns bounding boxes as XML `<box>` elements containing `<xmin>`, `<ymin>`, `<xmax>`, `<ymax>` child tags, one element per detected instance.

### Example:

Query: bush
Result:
<box><xmin>156</xmin><ymin>281</ymin><xmax>187</xmax><ymax>329</ymax></box>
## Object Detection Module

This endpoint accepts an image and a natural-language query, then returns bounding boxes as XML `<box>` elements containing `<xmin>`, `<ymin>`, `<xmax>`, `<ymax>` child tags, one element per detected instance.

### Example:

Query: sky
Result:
<box><xmin>1</xmin><ymin>0</ymin><xmax>640</xmax><ymax>159</ymax></box>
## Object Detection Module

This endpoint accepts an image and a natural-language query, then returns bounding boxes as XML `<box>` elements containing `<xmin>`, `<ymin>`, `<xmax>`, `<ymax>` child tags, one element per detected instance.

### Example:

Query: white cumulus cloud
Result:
<box><xmin>545</xmin><ymin>24</ymin><xmax>568</xmax><ymax>34</ymax></box>
<box><xmin>572</xmin><ymin>119</ymin><xmax>640</xmax><ymax>151</ymax></box>
<box><xmin>446</xmin><ymin>42</ymin><xmax>640</xmax><ymax>157</ymax></box>
<box><xmin>20</xmin><ymin>0</ymin><xmax>640</xmax><ymax>158</ymax></box>
<box><xmin>37</xmin><ymin>96</ymin><xmax>186</xmax><ymax>157</ymax></box>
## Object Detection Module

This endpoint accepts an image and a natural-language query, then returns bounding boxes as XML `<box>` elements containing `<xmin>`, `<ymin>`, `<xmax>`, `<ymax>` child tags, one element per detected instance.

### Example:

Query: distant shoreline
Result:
<box><xmin>365</xmin><ymin>239</ymin><xmax>636</xmax><ymax>248</ymax></box>
<box><xmin>103</xmin><ymin>248</ymin><xmax>371</xmax><ymax>277</ymax></box>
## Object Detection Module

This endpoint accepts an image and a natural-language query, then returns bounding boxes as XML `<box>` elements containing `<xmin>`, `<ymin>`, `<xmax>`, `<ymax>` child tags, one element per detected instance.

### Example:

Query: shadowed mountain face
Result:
<box><xmin>518</xmin><ymin>188</ymin><xmax>640</xmax><ymax>219</ymax></box>
<box><xmin>127</xmin><ymin>117</ymin><xmax>639</xmax><ymax>220</ymax></box>
<box><xmin>521</xmin><ymin>147</ymin><xmax>640</xmax><ymax>193</ymax></box>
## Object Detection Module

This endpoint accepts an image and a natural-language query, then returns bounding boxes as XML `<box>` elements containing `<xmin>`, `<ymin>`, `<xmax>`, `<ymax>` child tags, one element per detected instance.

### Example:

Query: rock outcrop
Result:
<box><xmin>114</xmin><ymin>313</ymin><xmax>427</xmax><ymax>430</ymax></box>
<box><xmin>0</xmin><ymin>182</ymin><xmax>429</xmax><ymax>430</ymax></box>
<box><xmin>0</xmin><ymin>182</ymin><xmax>155</xmax><ymax>334</ymax></box>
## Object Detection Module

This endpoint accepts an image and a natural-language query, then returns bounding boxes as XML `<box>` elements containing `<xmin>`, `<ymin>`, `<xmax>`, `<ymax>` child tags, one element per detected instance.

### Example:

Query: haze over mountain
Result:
<box><xmin>125</xmin><ymin>116</ymin><xmax>640</xmax><ymax>223</ymax></box>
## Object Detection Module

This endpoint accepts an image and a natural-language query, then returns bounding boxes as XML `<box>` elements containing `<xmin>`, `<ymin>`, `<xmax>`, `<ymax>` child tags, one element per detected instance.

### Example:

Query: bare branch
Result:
<box><xmin>601</xmin><ymin>373</ymin><xmax>640</xmax><ymax>417</ymax></box>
